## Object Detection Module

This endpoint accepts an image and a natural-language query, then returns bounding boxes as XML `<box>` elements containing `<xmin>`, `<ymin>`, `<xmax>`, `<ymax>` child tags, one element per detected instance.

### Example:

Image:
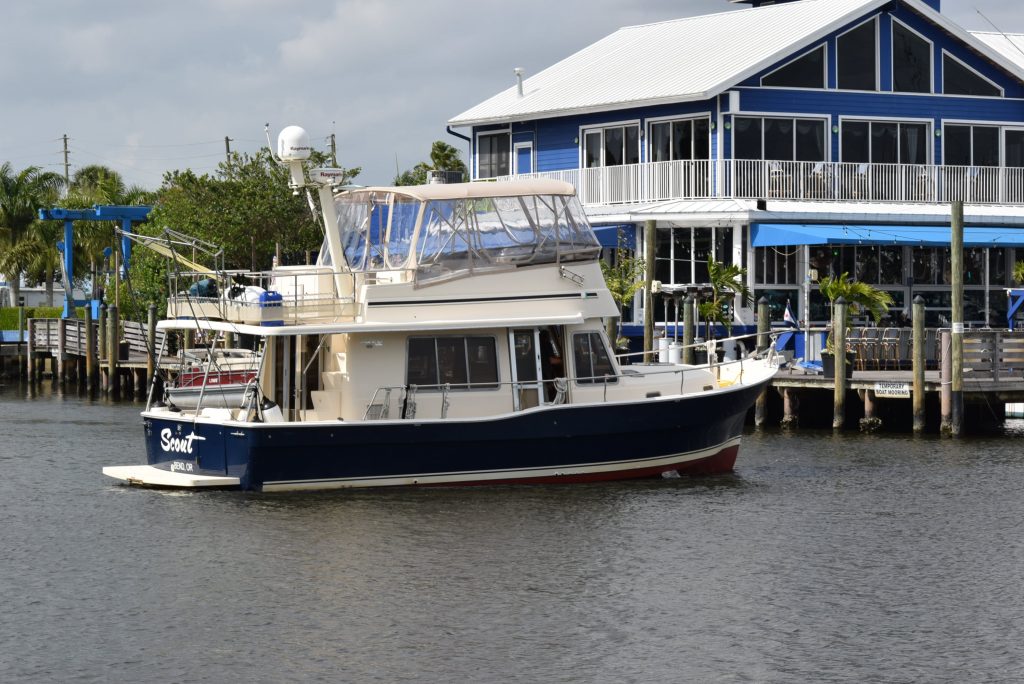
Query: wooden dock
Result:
<box><xmin>11</xmin><ymin>308</ymin><xmax>171</xmax><ymax>399</ymax></box>
<box><xmin>764</xmin><ymin>328</ymin><xmax>1024</xmax><ymax>433</ymax></box>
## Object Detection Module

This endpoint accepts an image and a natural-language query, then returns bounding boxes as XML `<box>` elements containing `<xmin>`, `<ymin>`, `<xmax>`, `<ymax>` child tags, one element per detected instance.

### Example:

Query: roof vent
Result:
<box><xmin>514</xmin><ymin>67</ymin><xmax>525</xmax><ymax>97</ymax></box>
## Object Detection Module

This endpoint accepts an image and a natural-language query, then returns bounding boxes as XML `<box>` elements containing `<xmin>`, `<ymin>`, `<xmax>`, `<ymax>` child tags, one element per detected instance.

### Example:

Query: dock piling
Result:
<box><xmin>107</xmin><ymin>305</ymin><xmax>119</xmax><ymax>398</ymax></box>
<box><xmin>912</xmin><ymin>295</ymin><xmax>925</xmax><ymax>432</ymax></box>
<box><xmin>833</xmin><ymin>297</ymin><xmax>848</xmax><ymax>429</ymax></box>
<box><xmin>683</xmin><ymin>294</ymin><xmax>695</xmax><ymax>365</ymax></box>
<box><xmin>755</xmin><ymin>297</ymin><xmax>769</xmax><ymax>426</ymax></box>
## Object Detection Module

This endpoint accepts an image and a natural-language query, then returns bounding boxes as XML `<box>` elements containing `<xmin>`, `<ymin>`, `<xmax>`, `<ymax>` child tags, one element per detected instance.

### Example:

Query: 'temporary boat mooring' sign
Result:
<box><xmin>874</xmin><ymin>382</ymin><xmax>911</xmax><ymax>399</ymax></box>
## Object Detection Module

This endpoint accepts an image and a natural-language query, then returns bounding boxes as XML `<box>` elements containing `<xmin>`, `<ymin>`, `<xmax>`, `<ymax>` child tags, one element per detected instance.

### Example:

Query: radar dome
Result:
<box><xmin>277</xmin><ymin>125</ymin><xmax>312</xmax><ymax>161</ymax></box>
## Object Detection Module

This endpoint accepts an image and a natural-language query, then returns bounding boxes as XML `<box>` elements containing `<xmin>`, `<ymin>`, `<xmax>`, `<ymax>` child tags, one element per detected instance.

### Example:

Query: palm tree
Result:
<box><xmin>0</xmin><ymin>163</ymin><xmax>65</xmax><ymax>303</ymax></box>
<box><xmin>818</xmin><ymin>272</ymin><xmax>893</xmax><ymax>353</ymax></box>
<box><xmin>599</xmin><ymin>246</ymin><xmax>645</xmax><ymax>348</ymax></box>
<box><xmin>698</xmin><ymin>258</ymin><xmax>752</xmax><ymax>339</ymax></box>
<box><xmin>62</xmin><ymin>165</ymin><xmax>154</xmax><ymax>302</ymax></box>
<box><xmin>1013</xmin><ymin>260</ymin><xmax>1024</xmax><ymax>285</ymax></box>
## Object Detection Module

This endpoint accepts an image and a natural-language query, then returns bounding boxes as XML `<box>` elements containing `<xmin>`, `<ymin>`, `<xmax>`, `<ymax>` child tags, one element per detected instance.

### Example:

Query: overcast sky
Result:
<box><xmin>0</xmin><ymin>0</ymin><xmax>1020</xmax><ymax>191</ymax></box>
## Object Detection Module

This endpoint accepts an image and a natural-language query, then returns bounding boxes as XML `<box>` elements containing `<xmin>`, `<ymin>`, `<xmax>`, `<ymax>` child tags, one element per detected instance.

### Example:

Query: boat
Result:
<box><xmin>165</xmin><ymin>347</ymin><xmax>259</xmax><ymax>410</ymax></box>
<box><xmin>102</xmin><ymin>126</ymin><xmax>778</xmax><ymax>491</ymax></box>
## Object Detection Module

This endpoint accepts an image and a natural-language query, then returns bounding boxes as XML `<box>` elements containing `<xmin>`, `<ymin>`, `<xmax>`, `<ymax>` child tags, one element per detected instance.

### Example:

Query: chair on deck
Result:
<box><xmin>859</xmin><ymin>327</ymin><xmax>881</xmax><ymax>370</ymax></box>
<box><xmin>845</xmin><ymin>327</ymin><xmax>864</xmax><ymax>370</ymax></box>
<box><xmin>879</xmin><ymin>328</ymin><xmax>903</xmax><ymax>370</ymax></box>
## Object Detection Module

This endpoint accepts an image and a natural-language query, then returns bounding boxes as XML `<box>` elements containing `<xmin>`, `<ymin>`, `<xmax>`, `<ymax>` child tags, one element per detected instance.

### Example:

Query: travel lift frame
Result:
<box><xmin>37</xmin><ymin>205</ymin><xmax>151</xmax><ymax>319</ymax></box>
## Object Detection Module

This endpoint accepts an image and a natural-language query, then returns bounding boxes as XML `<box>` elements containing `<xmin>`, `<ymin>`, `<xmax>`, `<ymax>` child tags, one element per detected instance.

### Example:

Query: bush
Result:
<box><xmin>0</xmin><ymin>306</ymin><xmax>85</xmax><ymax>329</ymax></box>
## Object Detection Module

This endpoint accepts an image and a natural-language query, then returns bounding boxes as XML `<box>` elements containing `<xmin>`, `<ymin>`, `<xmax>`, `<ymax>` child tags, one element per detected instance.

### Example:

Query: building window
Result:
<box><xmin>944</xmin><ymin>124</ymin><xmax>999</xmax><ymax>166</ymax></box>
<box><xmin>478</xmin><ymin>132</ymin><xmax>510</xmax><ymax>178</ymax></box>
<box><xmin>582</xmin><ymin>124</ymin><xmax>639</xmax><ymax>168</ymax></box>
<box><xmin>841</xmin><ymin>120</ymin><xmax>929</xmax><ymax>164</ymax></box>
<box><xmin>761</xmin><ymin>45</ymin><xmax>826</xmax><ymax>89</ymax></box>
<box><xmin>892</xmin><ymin>20</ymin><xmax>931</xmax><ymax>94</ymax></box>
<box><xmin>943</xmin><ymin>52</ymin><xmax>1002</xmax><ymax>97</ymax></box>
<box><xmin>754</xmin><ymin>246</ymin><xmax>798</xmax><ymax>286</ymax></box>
<box><xmin>733</xmin><ymin>117</ymin><xmax>826</xmax><ymax>161</ymax></box>
<box><xmin>572</xmin><ymin>332</ymin><xmax>616</xmax><ymax>384</ymax></box>
<box><xmin>655</xmin><ymin>226</ymin><xmax>733</xmax><ymax>285</ymax></box>
<box><xmin>838</xmin><ymin>18</ymin><xmax>877</xmax><ymax>91</ymax></box>
<box><xmin>406</xmin><ymin>336</ymin><xmax>499</xmax><ymax>390</ymax></box>
<box><xmin>649</xmin><ymin>118</ymin><xmax>710</xmax><ymax>162</ymax></box>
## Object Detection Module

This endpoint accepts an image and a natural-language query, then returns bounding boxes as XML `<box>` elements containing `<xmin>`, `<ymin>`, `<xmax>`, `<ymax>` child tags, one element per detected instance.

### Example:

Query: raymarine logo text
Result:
<box><xmin>160</xmin><ymin>428</ymin><xmax>206</xmax><ymax>454</ymax></box>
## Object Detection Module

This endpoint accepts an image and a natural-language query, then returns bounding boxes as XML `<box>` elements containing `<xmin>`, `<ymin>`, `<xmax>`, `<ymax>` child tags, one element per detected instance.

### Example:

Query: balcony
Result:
<box><xmin>500</xmin><ymin>160</ymin><xmax>1024</xmax><ymax>207</ymax></box>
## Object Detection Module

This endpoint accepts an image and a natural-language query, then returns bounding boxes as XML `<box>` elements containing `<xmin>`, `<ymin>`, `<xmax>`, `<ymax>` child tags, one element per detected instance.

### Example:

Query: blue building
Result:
<box><xmin>449</xmin><ymin>0</ymin><xmax>1024</xmax><ymax>336</ymax></box>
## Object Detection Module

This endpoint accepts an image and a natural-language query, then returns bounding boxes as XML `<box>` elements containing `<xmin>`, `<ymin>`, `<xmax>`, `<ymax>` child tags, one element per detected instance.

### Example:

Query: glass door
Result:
<box><xmin>509</xmin><ymin>329</ymin><xmax>543</xmax><ymax>411</ymax></box>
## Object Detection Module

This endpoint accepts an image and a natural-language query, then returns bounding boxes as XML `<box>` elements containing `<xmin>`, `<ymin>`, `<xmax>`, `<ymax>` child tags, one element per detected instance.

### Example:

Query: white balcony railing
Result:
<box><xmin>500</xmin><ymin>160</ymin><xmax>1024</xmax><ymax>207</ymax></box>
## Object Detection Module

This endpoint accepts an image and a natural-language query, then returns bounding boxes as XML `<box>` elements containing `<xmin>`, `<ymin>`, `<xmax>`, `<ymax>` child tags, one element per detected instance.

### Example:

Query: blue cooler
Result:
<box><xmin>259</xmin><ymin>291</ymin><xmax>284</xmax><ymax>326</ymax></box>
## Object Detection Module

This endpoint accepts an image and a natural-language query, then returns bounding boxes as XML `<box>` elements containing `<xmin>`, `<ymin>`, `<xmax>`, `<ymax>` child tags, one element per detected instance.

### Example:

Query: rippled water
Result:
<box><xmin>2</xmin><ymin>382</ymin><xmax>1023</xmax><ymax>683</ymax></box>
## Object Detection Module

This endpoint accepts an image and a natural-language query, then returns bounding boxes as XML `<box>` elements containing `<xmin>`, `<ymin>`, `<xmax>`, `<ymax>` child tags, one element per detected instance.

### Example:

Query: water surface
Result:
<box><xmin>2</xmin><ymin>382</ymin><xmax>1022</xmax><ymax>682</ymax></box>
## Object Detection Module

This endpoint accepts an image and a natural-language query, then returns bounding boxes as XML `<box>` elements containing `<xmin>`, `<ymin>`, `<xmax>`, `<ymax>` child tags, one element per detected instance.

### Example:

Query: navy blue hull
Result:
<box><xmin>141</xmin><ymin>379</ymin><xmax>767</xmax><ymax>491</ymax></box>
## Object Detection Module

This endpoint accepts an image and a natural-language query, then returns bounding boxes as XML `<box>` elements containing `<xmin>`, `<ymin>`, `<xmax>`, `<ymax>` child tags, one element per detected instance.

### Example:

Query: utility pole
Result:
<box><xmin>62</xmin><ymin>134</ymin><xmax>70</xmax><ymax>185</ymax></box>
<box><xmin>224</xmin><ymin>136</ymin><xmax>233</xmax><ymax>165</ymax></box>
<box><xmin>330</xmin><ymin>132</ymin><xmax>337</xmax><ymax>167</ymax></box>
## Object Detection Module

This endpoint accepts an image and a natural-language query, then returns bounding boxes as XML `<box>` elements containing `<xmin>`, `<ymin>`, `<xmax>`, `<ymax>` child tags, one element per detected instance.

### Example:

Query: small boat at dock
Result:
<box><xmin>102</xmin><ymin>126</ymin><xmax>777</xmax><ymax>491</ymax></box>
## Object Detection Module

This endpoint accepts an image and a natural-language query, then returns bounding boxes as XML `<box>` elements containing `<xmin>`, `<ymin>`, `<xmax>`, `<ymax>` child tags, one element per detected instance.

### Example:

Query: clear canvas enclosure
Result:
<box><xmin>328</xmin><ymin>182</ymin><xmax>600</xmax><ymax>284</ymax></box>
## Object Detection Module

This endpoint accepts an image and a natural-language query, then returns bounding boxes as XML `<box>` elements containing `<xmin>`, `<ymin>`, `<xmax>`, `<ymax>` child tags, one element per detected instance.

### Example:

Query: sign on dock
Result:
<box><xmin>874</xmin><ymin>381</ymin><xmax>911</xmax><ymax>399</ymax></box>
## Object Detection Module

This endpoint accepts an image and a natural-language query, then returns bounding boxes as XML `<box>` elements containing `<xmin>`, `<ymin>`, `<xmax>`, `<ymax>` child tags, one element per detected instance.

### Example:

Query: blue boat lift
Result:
<box><xmin>37</xmin><ymin>205</ymin><xmax>151</xmax><ymax>318</ymax></box>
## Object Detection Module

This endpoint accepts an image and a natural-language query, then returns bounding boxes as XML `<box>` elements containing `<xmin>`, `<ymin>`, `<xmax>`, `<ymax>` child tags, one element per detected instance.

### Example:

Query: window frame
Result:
<box><xmin>405</xmin><ymin>335</ymin><xmax>501</xmax><ymax>392</ymax></box>
<box><xmin>571</xmin><ymin>331</ymin><xmax>618</xmax><ymax>386</ymax></box>
<box><xmin>890</xmin><ymin>17</ymin><xmax>934</xmax><ymax>95</ymax></box>
<box><xmin>941</xmin><ymin>50</ymin><xmax>1004</xmax><ymax>98</ymax></box>
<box><xmin>578</xmin><ymin>119</ymin><xmax>641</xmax><ymax>168</ymax></box>
<box><xmin>475</xmin><ymin>129</ymin><xmax>511</xmax><ymax>180</ymax></box>
<box><xmin>942</xmin><ymin>121</ymin><xmax>1007</xmax><ymax>167</ymax></box>
<box><xmin>731</xmin><ymin>113</ymin><xmax>830</xmax><ymax>162</ymax></box>
<box><xmin>836</xmin><ymin>16</ymin><xmax>880</xmax><ymax>92</ymax></box>
<box><xmin>838</xmin><ymin>116</ymin><xmax>933</xmax><ymax>165</ymax></box>
<box><xmin>760</xmin><ymin>44</ymin><xmax>828</xmax><ymax>90</ymax></box>
<box><xmin>645</xmin><ymin>113</ymin><xmax>712</xmax><ymax>163</ymax></box>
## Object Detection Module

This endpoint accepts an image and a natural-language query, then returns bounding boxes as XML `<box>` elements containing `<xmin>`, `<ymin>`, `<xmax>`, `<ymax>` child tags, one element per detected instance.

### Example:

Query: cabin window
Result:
<box><xmin>761</xmin><ymin>45</ymin><xmax>826</xmax><ymax>89</ymax></box>
<box><xmin>733</xmin><ymin>117</ymin><xmax>826</xmax><ymax>161</ymax></box>
<box><xmin>943</xmin><ymin>53</ymin><xmax>1002</xmax><ymax>97</ymax></box>
<box><xmin>582</xmin><ymin>124</ymin><xmax>640</xmax><ymax>167</ymax></box>
<box><xmin>892</xmin><ymin>20</ymin><xmax>931</xmax><ymax>94</ymax></box>
<box><xmin>572</xmin><ymin>332</ymin><xmax>616</xmax><ymax>385</ymax></box>
<box><xmin>478</xmin><ymin>132</ymin><xmax>510</xmax><ymax>178</ymax></box>
<box><xmin>841</xmin><ymin>120</ymin><xmax>928</xmax><ymax>164</ymax></box>
<box><xmin>649</xmin><ymin>118</ymin><xmax>711</xmax><ymax>162</ymax></box>
<box><xmin>837</xmin><ymin>18</ymin><xmax>877</xmax><ymax>91</ymax></box>
<box><xmin>406</xmin><ymin>336</ymin><xmax>499</xmax><ymax>390</ymax></box>
<box><xmin>944</xmin><ymin>124</ymin><xmax>999</xmax><ymax>166</ymax></box>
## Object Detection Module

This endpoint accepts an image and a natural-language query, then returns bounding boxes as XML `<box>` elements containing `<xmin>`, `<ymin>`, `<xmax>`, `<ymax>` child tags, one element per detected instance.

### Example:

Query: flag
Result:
<box><xmin>783</xmin><ymin>299</ymin><xmax>798</xmax><ymax>328</ymax></box>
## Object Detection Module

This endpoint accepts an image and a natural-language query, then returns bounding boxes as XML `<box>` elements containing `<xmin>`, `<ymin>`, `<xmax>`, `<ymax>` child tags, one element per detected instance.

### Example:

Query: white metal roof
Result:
<box><xmin>970</xmin><ymin>31</ymin><xmax>1024</xmax><ymax>70</ymax></box>
<box><xmin>450</xmin><ymin>0</ymin><xmax>1024</xmax><ymax>127</ymax></box>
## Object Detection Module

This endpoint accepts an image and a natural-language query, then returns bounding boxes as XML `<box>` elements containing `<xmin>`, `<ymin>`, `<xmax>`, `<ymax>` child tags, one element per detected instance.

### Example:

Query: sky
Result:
<box><xmin>0</xmin><ymin>0</ymin><xmax>1021</xmax><ymax>191</ymax></box>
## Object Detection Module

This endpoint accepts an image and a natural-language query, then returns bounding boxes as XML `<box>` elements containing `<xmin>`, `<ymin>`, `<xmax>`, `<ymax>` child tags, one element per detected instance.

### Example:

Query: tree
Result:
<box><xmin>698</xmin><ymin>258</ymin><xmax>752</xmax><ymax>339</ymax></box>
<box><xmin>56</xmin><ymin>165</ymin><xmax>155</xmax><ymax>305</ymax></box>
<box><xmin>0</xmin><ymin>163</ymin><xmax>65</xmax><ymax>304</ymax></box>
<box><xmin>599</xmin><ymin>242</ymin><xmax>645</xmax><ymax>349</ymax></box>
<box><xmin>124</xmin><ymin>149</ymin><xmax>359</xmax><ymax>318</ymax></box>
<box><xmin>1014</xmin><ymin>260</ymin><xmax>1024</xmax><ymax>285</ymax></box>
<box><xmin>818</xmin><ymin>272</ymin><xmax>893</xmax><ymax>353</ymax></box>
<box><xmin>394</xmin><ymin>140</ymin><xmax>467</xmax><ymax>185</ymax></box>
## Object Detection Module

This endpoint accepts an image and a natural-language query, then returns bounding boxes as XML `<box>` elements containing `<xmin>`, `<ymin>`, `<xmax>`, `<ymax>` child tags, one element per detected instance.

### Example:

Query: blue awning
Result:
<box><xmin>752</xmin><ymin>223</ymin><xmax>1024</xmax><ymax>248</ymax></box>
<box><xmin>592</xmin><ymin>223</ymin><xmax>635</xmax><ymax>249</ymax></box>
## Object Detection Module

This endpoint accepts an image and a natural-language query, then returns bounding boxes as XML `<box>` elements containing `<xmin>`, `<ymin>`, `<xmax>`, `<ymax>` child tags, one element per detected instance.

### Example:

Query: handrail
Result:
<box><xmin>359</xmin><ymin>352</ymin><xmax>775</xmax><ymax>421</ymax></box>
